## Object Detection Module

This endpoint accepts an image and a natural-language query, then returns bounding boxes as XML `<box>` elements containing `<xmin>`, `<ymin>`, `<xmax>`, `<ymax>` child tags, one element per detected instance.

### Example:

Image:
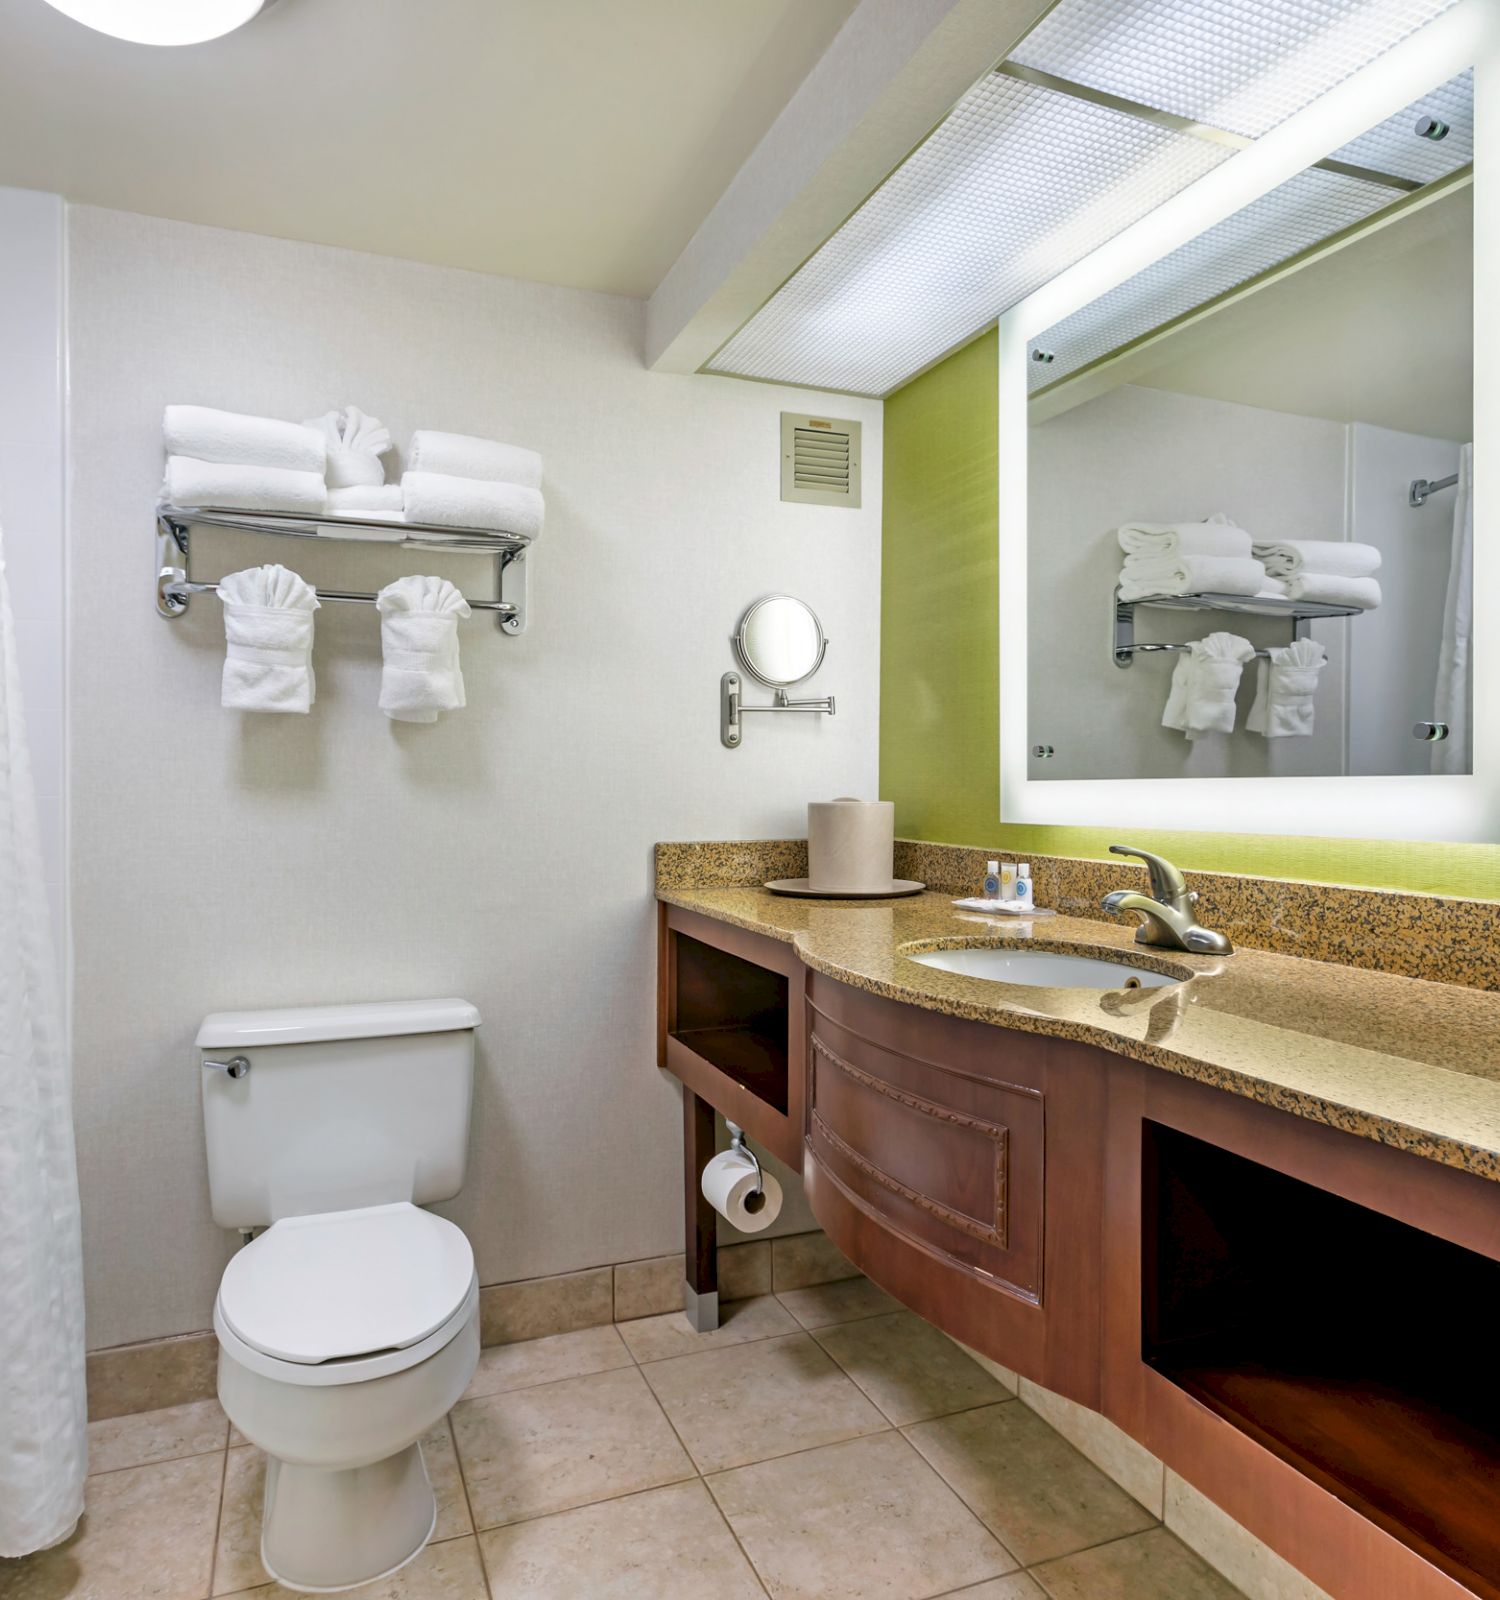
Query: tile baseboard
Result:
<box><xmin>86</xmin><ymin>1230</ymin><xmax>832</xmax><ymax>1420</ymax></box>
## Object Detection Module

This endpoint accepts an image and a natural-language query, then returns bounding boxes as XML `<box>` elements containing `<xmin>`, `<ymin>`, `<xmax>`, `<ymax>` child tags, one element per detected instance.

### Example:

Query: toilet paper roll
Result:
<box><xmin>701</xmin><ymin>1150</ymin><xmax>784</xmax><ymax>1233</ymax></box>
<box><xmin>808</xmin><ymin>798</ymin><xmax>896</xmax><ymax>892</ymax></box>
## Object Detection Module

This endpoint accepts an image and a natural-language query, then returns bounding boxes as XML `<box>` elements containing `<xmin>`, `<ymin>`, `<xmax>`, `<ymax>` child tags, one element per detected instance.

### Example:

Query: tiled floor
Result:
<box><xmin>0</xmin><ymin>1283</ymin><xmax>1247</xmax><ymax>1600</ymax></box>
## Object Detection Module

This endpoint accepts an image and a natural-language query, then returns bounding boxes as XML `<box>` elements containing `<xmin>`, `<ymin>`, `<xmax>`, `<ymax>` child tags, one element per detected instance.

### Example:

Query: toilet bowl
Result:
<box><xmin>214</xmin><ymin>1201</ymin><xmax>480</xmax><ymax>1592</ymax></box>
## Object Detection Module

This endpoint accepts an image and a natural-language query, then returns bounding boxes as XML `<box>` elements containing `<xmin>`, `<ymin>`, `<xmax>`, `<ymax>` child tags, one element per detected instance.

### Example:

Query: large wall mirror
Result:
<box><xmin>998</xmin><ymin>3</ymin><xmax>1493</xmax><ymax>841</ymax></box>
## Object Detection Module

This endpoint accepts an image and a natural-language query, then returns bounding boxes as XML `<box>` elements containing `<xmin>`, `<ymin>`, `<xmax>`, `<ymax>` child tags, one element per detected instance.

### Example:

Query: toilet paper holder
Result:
<box><xmin>727</xmin><ymin>1122</ymin><xmax>765</xmax><ymax>1205</ymax></box>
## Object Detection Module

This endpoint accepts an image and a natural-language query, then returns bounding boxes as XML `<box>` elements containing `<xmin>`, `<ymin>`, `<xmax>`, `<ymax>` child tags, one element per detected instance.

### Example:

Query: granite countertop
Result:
<box><xmin>659</xmin><ymin>884</ymin><xmax>1500</xmax><ymax>1184</ymax></box>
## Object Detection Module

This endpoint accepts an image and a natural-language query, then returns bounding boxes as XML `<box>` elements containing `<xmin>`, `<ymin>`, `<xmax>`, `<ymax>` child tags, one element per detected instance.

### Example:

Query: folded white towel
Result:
<box><xmin>408</xmin><ymin>430</ymin><xmax>543</xmax><ymax>489</ymax></box>
<box><xmin>325</xmin><ymin>485</ymin><xmax>405</xmax><ymax>519</ymax></box>
<box><xmin>402</xmin><ymin>471</ymin><xmax>544</xmax><ymax>539</ymax></box>
<box><xmin>218</xmin><ymin>564</ymin><xmax>319</xmax><ymax>714</ymax></box>
<box><xmin>164</xmin><ymin>405</ymin><xmax>325</xmax><ymax>474</ymax></box>
<box><xmin>1284</xmin><ymin>572</ymin><xmax>1382</xmax><ymax>609</ymax></box>
<box><xmin>1252</xmin><ymin>539</ymin><xmax>1381</xmax><ymax>579</ymax></box>
<box><xmin>1118</xmin><ymin>554</ymin><xmax>1266</xmax><ymax>602</ymax></box>
<box><xmin>1162</xmin><ymin>632</ymin><xmax>1255</xmax><ymax>740</ymax></box>
<box><xmin>163</xmin><ymin>456</ymin><xmax>327</xmax><ymax>515</ymax></box>
<box><xmin>1116</xmin><ymin>513</ymin><xmax>1251</xmax><ymax>559</ymax></box>
<box><xmin>1247</xmin><ymin>638</ymin><xmax>1327</xmax><ymax>738</ymax></box>
<box><xmin>376</xmin><ymin>576</ymin><xmax>472</xmax><ymax>723</ymax></box>
<box><xmin>303</xmin><ymin>407</ymin><xmax>393</xmax><ymax>489</ymax></box>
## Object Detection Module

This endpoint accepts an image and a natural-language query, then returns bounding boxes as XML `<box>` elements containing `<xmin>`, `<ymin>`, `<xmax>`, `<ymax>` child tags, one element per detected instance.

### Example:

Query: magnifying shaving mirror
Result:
<box><xmin>721</xmin><ymin>595</ymin><xmax>836</xmax><ymax>747</ymax></box>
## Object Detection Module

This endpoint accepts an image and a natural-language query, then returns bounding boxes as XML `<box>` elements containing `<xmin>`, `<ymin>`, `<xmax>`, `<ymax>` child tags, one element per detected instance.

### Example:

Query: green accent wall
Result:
<box><xmin>879</xmin><ymin>328</ymin><xmax>1500</xmax><ymax>900</ymax></box>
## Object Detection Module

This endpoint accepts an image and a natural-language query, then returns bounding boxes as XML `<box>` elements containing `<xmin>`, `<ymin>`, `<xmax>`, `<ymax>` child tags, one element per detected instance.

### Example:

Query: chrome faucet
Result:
<box><xmin>1101</xmin><ymin>845</ymin><xmax>1233</xmax><ymax>955</ymax></box>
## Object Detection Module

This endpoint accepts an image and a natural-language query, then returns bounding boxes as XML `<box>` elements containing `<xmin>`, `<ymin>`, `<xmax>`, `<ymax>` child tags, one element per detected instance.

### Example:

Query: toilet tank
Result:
<box><xmin>197</xmin><ymin>998</ymin><xmax>480</xmax><ymax>1230</ymax></box>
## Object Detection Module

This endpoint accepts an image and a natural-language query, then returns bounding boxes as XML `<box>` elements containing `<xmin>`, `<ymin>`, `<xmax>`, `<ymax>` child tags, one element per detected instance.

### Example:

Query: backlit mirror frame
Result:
<box><xmin>997</xmin><ymin>0</ymin><xmax>1495</xmax><ymax>842</ymax></box>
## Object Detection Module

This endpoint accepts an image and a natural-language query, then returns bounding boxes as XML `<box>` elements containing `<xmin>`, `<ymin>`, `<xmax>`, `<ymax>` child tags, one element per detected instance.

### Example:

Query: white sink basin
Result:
<box><xmin>905</xmin><ymin>947</ymin><xmax>1182</xmax><ymax>990</ymax></box>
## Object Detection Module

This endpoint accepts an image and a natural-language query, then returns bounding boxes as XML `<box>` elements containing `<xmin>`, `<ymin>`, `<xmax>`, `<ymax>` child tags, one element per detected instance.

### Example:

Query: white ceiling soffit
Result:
<box><xmin>1029</xmin><ymin>70</ymin><xmax>1475</xmax><ymax>392</ymax></box>
<box><xmin>706</xmin><ymin>0</ymin><xmax>1464</xmax><ymax>397</ymax></box>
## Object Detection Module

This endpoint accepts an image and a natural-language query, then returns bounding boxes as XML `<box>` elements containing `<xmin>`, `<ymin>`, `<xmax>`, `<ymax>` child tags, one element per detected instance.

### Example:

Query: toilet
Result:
<box><xmin>197</xmin><ymin>998</ymin><xmax>482</xmax><ymax>1593</ymax></box>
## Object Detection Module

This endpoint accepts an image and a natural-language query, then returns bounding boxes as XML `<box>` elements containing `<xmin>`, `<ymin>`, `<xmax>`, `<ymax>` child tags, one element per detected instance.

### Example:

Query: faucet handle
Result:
<box><xmin>1109</xmin><ymin>844</ymin><xmax>1189</xmax><ymax>909</ymax></box>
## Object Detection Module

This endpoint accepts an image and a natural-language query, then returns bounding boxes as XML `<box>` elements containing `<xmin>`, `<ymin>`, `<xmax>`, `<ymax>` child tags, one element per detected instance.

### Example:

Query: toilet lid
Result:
<box><xmin>218</xmin><ymin>1202</ymin><xmax>475</xmax><ymax>1364</ymax></box>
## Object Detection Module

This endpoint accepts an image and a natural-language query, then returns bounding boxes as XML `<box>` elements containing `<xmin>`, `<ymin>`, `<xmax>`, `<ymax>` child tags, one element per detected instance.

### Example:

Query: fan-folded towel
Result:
<box><xmin>163</xmin><ymin>457</ymin><xmax>326</xmax><ymax>515</ymax></box>
<box><xmin>164</xmin><ymin>405</ymin><xmax>325</xmax><ymax>474</ymax></box>
<box><xmin>376</xmin><ymin>576</ymin><xmax>471</xmax><ymax>724</ymax></box>
<box><xmin>1247</xmin><ymin>638</ymin><xmax>1327</xmax><ymax>738</ymax></box>
<box><xmin>303</xmin><ymin>407</ymin><xmax>393</xmax><ymax>489</ymax></box>
<box><xmin>408</xmin><ymin>431</ymin><xmax>543</xmax><ymax>489</ymax></box>
<box><xmin>401</xmin><ymin>471</ymin><xmax>544</xmax><ymax>539</ymax></box>
<box><xmin>218</xmin><ymin>565</ymin><xmax>319</xmax><ymax>714</ymax></box>
<box><xmin>1162</xmin><ymin>632</ymin><xmax>1255</xmax><ymax>740</ymax></box>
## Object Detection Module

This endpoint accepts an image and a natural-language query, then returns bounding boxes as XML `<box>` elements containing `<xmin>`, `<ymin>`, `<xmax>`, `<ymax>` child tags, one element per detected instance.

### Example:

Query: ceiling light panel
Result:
<box><xmin>706</xmin><ymin>75</ymin><xmax>1228</xmax><ymax>397</ymax></box>
<box><xmin>1010</xmin><ymin>0</ymin><xmax>1459</xmax><ymax>139</ymax></box>
<box><xmin>1330</xmin><ymin>68</ymin><xmax>1473</xmax><ymax>181</ymax></box>
<box><xmin>1028</xmin><ymin>167</ymin><xmax>1399</xmax><ymax>389</ymax></box>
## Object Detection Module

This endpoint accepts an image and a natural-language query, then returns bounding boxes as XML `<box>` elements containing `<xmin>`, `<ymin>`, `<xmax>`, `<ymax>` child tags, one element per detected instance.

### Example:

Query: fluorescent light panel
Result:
<box><xmin>709</xmin><ymin>0</ymin><xmax>1467</xmax><ymax>396</ymax></box>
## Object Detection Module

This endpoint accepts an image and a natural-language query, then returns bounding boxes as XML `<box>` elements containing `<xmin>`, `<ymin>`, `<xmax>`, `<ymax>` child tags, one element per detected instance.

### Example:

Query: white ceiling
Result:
<box><xmin>0</xmin><ymin>0</ymin><xmax>856</xmax><ymax>296</ymax></box>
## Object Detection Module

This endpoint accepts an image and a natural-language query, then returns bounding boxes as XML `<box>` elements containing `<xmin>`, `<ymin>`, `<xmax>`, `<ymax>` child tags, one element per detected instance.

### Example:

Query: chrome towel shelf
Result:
<box><xmin>1113</xmin><ymin>587</ymin><xmax>1363</xmax><ymax>669</ymax></box>
<box><xmin>156</xmin><ymin>504</ymin><xmax>532</xmax><ymax>632</ymax></box>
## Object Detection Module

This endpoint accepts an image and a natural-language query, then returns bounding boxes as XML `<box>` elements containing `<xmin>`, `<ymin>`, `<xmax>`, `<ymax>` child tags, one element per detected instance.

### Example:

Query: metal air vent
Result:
<box><xmin>780</xmin><ymin>413</ymin><xmax>861</xmax><ymax>508</ymax></box>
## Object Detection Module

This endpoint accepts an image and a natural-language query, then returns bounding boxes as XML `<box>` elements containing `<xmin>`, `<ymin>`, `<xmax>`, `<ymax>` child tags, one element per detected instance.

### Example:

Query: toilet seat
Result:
<box><xmin>216</xmin><ymin>1201</ymin><xmax>476</xmax><ymax>1384</ymax></box>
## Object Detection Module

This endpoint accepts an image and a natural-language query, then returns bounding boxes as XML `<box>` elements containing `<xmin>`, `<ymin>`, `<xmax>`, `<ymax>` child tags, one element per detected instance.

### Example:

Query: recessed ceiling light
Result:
<box><xmin>39</xmin><ymin>0</ymin><xmax>279</xmax><ymax>46</ymax></box>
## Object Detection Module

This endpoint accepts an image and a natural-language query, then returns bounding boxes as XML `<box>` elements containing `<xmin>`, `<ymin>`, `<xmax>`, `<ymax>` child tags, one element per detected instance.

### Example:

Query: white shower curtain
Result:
<box><xmin>0</xmin><ymin>517</ymin><xmax>86</xmax><ymax>1555</ymax></box>
<box><xmin>1433</xmin><ymin>442</ymin><xmax>1474</xmax><ymax>775</ymax></box>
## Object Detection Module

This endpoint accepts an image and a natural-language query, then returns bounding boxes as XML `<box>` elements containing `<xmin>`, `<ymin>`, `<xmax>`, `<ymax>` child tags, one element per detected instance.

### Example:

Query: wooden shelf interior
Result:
<box><xmin>669</xmin><ymin>931</ymin><xmax>789</xmax><ymax>1114</ymax></box>
<box><xmin>1142</xmin><ymin>1123</ymin><xmax>1500</xmax><ymax>1600</ymax></box>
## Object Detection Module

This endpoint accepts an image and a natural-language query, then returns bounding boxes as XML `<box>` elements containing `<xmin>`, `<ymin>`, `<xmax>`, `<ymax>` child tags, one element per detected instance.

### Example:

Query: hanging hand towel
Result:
<box><xmin>303</xmin><ymin>407</ymin><xmax>393</xmax><ymax>489</ymax></box>
<box><xmin>1117</xmin><ymin>554</ymin><xmax>1266</xmax><ymax>602</ymax></box>
<box><xmin>164</xmin><ymin>405</ymin><xmax>325</xmax><ymax>474</ymax></box>
<box><xmin>376</xmin><ymin>576</ymin><xmax>471</xmax><ymax>723</ymax></box>
<box><xmin>1247</xmin><ymin>638</ymin><xmax>1327</xmax><ymax>738</ymax></box>
<box><xmin>164</xmin><ymin>457</ymin><xmax>327</xmax><ymax>515</ymax></box>
<box><xmin>1116</xmin><ymin>513</ymin><xmax>1251</xmax><ymax>559</ymax></box>
<box><xmin>401</xmin><ymin>471</ymin><xmax>544</xmax><ymax>539</ymax></box>
<box><xmin>1162</xmin><ymin>632</ymin><xmax>1254</xmax><ymax>740</ymax></box>
<box><xmin>219</xmin><ymin>565</ymin><xmax>319</xmax><ymax>714</ymax></box>
<box><xmin>1251</xmin><ymin>539</ymin><xmax>1381</xmax><ymax>579</ymax></box>
<box><xmin>1284</xmin><ymin>572</ymin><xmax>1381</xmax><ymax>609</ymax></box>
<box><xmin>408</xmin><ymin>430</ymin><xmax>543</xmax><ymax>489</ymax></box>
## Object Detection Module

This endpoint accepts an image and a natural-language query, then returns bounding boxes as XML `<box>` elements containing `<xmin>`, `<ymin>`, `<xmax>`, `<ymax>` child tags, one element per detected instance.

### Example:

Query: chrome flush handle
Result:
<box><xmin>203</xmin><ymin>1055</ymin><xmax>251</xmax><ymax>1079</ymax></box>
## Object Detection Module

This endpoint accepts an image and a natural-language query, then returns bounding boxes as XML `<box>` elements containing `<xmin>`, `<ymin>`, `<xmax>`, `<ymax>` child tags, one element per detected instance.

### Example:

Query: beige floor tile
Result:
<box><xmin>88</xmin><ymin>1399</ymin><xmax>228</xmax><ymax>1476</ymax></box>
<box><xmin>217</xmin><ymin>1534</ymin><xmax>489</xmax><ymax>1598</ymax></box>
<box><xmin>778</xmin><ymin>1278</ymin><xmax>902</xmax><ymax>1330</ymax></box>
<box><xmin>719</xmin><ymin>1240</ymin><xmax>772</xmax><ymax>1301</ymax></box>
<box><xmin>214</xmin><ymin>1423</ymin><xmax>468</xmax><ymax>1594</ymax></box>
<box><xmin>934</xmin><ymin>1578</ymin><xmax>1046</xmax><ymax>1599</ymax></box>
<box><xmin>617</xmin><ymin>1292</ymin><xmax>798</xmax><ymax>1364</ymax></box>
<box><xmin>771</xmin><ymin>1231</ymin><xmax>861</xmax><ymax>1292</ymax></box>
<box><xmin>451</xmin><ymin>1364</ymin><xmax>694</xmax><ymax>1530</ymax></box>
<box><xmin>708</xmin><ymin>1430</ymin><xmax>1016</xmax><ymax>1600</ymax></box>
<box><xmin>479</xmin><ymin>1480</ymin><xmax>764</xmax><ymax>1600</ymax></box>
<box><xmin>1030</xmin><ymin>1526</ymin><xmax>1245</xmax><ymax>1598</ymax></box>
<box><xmin>478</xmin><ymin>1266</ymin><xmax>614</xmax><ymax>1345</ymax></box>
<box><xmin>814</xmin><ymin>1312</ymin><xmax>1012</xmax><ymax>1425</ymax></box>
<box><xmin>0</xmin><ymin>1450</ymin><xmax>223</xmax><ymax>1600</ymax></box>
<box><xmin>642</xmin><ymin>1332</ymin><xmax>888</xmax><ymax>1474</ymax></box>
<box><xmin>461</xmin><ymin>1323</ymin><xmax>632</xmax><ymax>1400</ymax></box>
<box><xmin>905</xmin><ymin>1403</ymin><xmax>1156</xmax><ymax>1567</ymax></box>
<box><xmin>613</xmin><ymin>1255</ymin><xmax>682</xmax><ymax>1321</ymax></box>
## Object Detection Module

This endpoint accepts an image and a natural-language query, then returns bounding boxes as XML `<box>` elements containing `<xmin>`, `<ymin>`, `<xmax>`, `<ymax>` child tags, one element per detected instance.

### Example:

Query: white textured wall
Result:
<box><xmin>1028</xmin><ymin>384</ymin><xmax>1349</xmax><ymax>782</ymax></box>
<box><xmin>67</xmin><ymin>206</ymin><xmax>881</xmax><ymax>1349</ymax></box>
<box><xmin>0</xmin><ymin>186</ymin><xmax>66</xmax><ymax>944</ymax></box>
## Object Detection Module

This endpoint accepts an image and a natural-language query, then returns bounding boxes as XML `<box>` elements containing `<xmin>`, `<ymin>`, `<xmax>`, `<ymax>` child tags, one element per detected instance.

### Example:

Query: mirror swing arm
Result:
<box><xmin>720</xmin><ymin>674</ymin><xmax>836</xmax><ymax>747</ymax></box>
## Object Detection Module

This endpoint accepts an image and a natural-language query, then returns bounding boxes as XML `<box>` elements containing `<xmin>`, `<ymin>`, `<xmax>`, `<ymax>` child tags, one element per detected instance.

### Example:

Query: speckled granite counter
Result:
<box><xmin>659</xmin><ymin>882</ymin><xmax>1500</xmax><ymax>1184</ymax></box>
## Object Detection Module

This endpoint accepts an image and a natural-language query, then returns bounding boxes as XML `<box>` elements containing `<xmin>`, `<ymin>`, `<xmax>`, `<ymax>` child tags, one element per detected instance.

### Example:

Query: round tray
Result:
<box><xmin>764</xmin><ymin>878</ymin><xmax>926</xmax><ymax>900</ymax></box>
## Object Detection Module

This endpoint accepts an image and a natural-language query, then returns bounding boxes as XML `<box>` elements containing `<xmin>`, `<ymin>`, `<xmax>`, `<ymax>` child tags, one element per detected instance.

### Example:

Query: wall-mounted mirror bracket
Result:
<box><xmin>721</xmin><ymin>673</ymin><xmax>835</xmax><ymax>748</ymax></box>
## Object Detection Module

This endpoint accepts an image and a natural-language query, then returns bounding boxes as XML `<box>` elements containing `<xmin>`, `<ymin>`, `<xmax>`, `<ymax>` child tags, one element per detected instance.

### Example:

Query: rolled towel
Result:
<box><xmin>1252</xmin><ymin>539</ymin><xmax>1381</xmax><ymax>579</ymax></box>
<box><xmin>1284</xmin><ymin>572</ymin><xmax>1382</xmax><ymax>610</ymax></box>
<box><xmin>164</xmin><ymin>405</ymin><xmax>325</xmax><ymax>474</ymax></box>
<box><xmin>1117</xmin><ymin>554</ymin><xmax>1266</xmax><ymax>602</ymax></box>
<box><xmin>1247</xmin><ymin>638</ymin><xmax>1327</xmax><ymax>738</ymax></box>
<box><xmin>1162</xmin><ymin>632</ymin><xmax>1255</xmax><ymax>740</ymax></box>
<box><xmin>376</xmin><ymin>576</ymin><xmax>472</xmax><ymax>723</ymax></box>
<box><xmin>303</xmin><ymin>406</ymin><xmax>393</xmax><ymax>489</ymax></box>
<box><xmin>218</xmin><ymin>564</ymin><xmax>319</xmax><ymax>715</ymax></box>
<box><xmin>1117</xmin><ymin>513</ymin><xmax>1251</xmax><ymax>559</ymax></box>
<box><xmin>409</xmin><ymin>430</ymin><xmax>543</xmax><ymax>489</ymax></box>
<box><xmin>163</xmin><ymin>456</ymin><xmax>327</xmax><ymax>515</ymax></box>
<box><xmin>401</xmin><ymin>470</ymin><xmax>544</xmax><ymax>539</ymax></box>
